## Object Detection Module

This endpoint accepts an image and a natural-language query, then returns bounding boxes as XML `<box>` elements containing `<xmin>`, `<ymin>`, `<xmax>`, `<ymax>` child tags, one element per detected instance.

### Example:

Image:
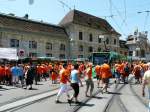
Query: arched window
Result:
<box><xmin>106</xmin><ymin>38</ymin><xmax>109</xmax><ymax>44</ymax></box>
<box><xmin>46</xmin><ymin>42</ymin><xmax>52</xmax><ymax>50</ymax></box>
<box><xmin>79</xmin><ymin>45</ymin><xmax>83</xmax><ymax>51</ymax></box>
<box><xmin>114</xmin><ymin>39</ymin><xmax>116</xmax><ymax>45</ymax></box>
<box><xmin>89</xmin><ymin>33</ymin><xmax>93</xmax><ymax>42</ymax></box>
<box><xmin>60</xmin><ymin>44</ymin><xmax>65</xmax><ymax>51</ymax></box>
<box><xmin>88</xmin><ymin>46</ymin><xmax>93</xmax><ymax>52</ymax></box>
<box><xmin>97</xmin><ymin>47</ymin><xmax>101</xmax><ymax>52</ymax></box>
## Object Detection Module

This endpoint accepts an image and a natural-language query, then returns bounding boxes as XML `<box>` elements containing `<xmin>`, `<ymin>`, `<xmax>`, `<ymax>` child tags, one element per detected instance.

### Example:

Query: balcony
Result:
<box><xmin>126</xmin><ymin>40</ymin><xmax>136</xmax><ymax>45</ymax></box>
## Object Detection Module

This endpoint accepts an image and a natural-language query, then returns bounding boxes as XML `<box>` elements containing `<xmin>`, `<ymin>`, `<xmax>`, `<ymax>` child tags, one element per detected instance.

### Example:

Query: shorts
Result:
<box><xmin>102</xmin><ymin>78</ymin><xmax>109</xmax><ymax>84</ymax></box>
<box><xmin>96</xmin><ymin>75</ymin><xmax>100</xmax><ymax>80</ymax></box>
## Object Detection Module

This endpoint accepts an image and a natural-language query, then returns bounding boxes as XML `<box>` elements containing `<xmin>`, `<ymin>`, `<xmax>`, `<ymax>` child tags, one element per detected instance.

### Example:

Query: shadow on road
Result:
<box><xmin>107</xmin><ymin>92</ymin><xmax>122</xmax><ymax>95</ymax></box>
<box><xmin>91</xmin><ymin>96</ymin><xmax>107</xmax><ymax>99</ymax></box>
<box><xmin>79</xmin><ymin>102</ymin><xmax>95</xmax><ymax>107</ymax></box>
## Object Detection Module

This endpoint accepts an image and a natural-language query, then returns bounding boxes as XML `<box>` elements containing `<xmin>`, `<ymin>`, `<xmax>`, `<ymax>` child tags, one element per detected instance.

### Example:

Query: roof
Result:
<box><xmin>59</xmin><ymin>9</ymin><xmax>121</xmax><ymax>36</ymax></box>
<box><xmin>119</xmin><ymin>40</ymin><xmax>128</xmax><ymax>49</ymax></box>
<box><xmin>0</xmin><ymin>13</ymin><xmax>68</xmax><ymax>37</ymax></box>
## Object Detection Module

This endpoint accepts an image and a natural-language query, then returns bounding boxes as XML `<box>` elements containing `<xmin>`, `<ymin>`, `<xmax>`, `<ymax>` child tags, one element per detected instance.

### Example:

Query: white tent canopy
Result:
<box><xmin>0</xmin><ymin>48</ymin><xmax>18</xmax><ymax>60</ymax></box>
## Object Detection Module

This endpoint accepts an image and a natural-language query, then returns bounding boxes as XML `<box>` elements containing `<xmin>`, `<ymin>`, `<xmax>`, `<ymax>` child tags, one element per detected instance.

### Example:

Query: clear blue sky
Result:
<box><xmin>0</xmin><ymin>0</ymin><xmax>150</xmax><ymax>40</ymax></box>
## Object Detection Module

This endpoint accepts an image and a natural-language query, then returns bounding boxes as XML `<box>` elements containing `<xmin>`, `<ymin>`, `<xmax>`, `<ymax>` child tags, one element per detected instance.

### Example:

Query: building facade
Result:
<box><xmin>59</xmin><ymin>10</ymin><xmax>121</xmax><ymax>59</ymax></box>
<box><xmin>0</xmin><ymin>13</ymin><xmax>69</xmax><ymax>59</ymax></box>
<box><xmin>119</xmin><ymin>40</ymin><xmax>128</xmax><ymax>56</ymax></box>
<box><xmin>0</xmin><ymin>10</ymin><xmax>122</xmax><ymax>60</ymax></box>
<box><xmin>126</xmin><ymin>29</ymin><xmax>150</xmax><ymax>60</ymax></box>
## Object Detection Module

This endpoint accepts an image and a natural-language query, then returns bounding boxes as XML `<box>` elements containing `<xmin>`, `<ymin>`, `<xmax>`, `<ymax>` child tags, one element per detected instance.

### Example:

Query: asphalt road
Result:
<box><xmin>9</xmin><ymin>81</ymin><xmax>100</xmax><ymax>112</ymax></box>
<box><xmin>0</xmin><ymin>77</ymin><xmax>148</xmax><ymax>112</ymax></box>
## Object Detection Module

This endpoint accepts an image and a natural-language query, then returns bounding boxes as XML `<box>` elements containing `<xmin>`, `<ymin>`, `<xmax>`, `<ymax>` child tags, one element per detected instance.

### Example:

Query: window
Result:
<box><xmin>46</xmin><ymin>53</ymin><xmax>52</xmax><ymax>57</ymax></box>
<box><xmin>59</xmin><ymin>54</ymin><xmax>65</xmax><ymax>59</ymax></box>
<box><xmin>29</xmin><ymin>52</ymin><xmax>37</xmax><ymax>57</ymax></box>
<box><xmin>88</xmin><ymin>46</ymin><xmax>93</xmax><ymax>52</ymax></box>
<box><xmin>10</xmin><ymin>39</ymin><xmax>19</xmax><ymax>47</ymax></box>
<box><xmin>46</xmin><ymin>42</ymin><xmax>52</xmax><ymax>50</ymax></box>
<box><xmin>29</xmin><ymin>41</ymin><xmax>37</xmax><ymax>49</ymax></box>
<box><xmin>97</xmin><ymin>47</ymin><xmax>101</xmax><ymax>52</ymax></box>
<box><xmin>136</xmin><ymin>51</ymin><xmax>139</xmax><ymax>56</ymax></box>
<box><xmin>98</xmin><ymin>37</ymin><xmax>101</xmax><ymax>43</ymax></box>
<box><xmin>89</xmin><ymin>33</ymin><xmax>93</xmax><ymax>42</ymax></box>
<box><xmin>114</xmin><ymin>39</ymin><xmax>116</xmax><ymax>45</ymax></box>
<box><xmin>60</xmin><ymin>44</ymin><xmax>65</xmax><ymax>51</ymax></box>
<box><xmin>79</xmin><ymin>45</ymin><xmax>83</xmax><ymax>51</ymax></box>
<box><xmin>129</xmin><ymin>51</ymin><xmax>133</xmax><ymax>56</ymax></box>
<box><xmin>78</xmin><ymin>55</ymin><xmax>83</xmax><ymax>58</ymax></box>
<box><xmin>106</xmin><ymin>38</ymin><xmax>109</xmax><ymax>44</ymax></box>
<box><xmin>124</xmin><ymin>52</ymin><xmax>127</xmax><ymax>56</ymax></box>
<box><xmin>79</xmin><ymin>32</ymin><xmax>83</xmax><ymax>40</ymax></box>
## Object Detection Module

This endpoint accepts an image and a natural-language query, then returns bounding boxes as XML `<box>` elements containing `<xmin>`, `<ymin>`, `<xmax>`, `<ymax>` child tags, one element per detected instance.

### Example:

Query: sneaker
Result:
<box><xmin>29</xmin><ymin>87</ymin><xmax>32</xmax><ymax>90</ymax></box>
<box><xmin>68</xmin><ymin>99</ymin><xmax>72</xmax><ymax>106</ymax></box>
<box><xmin>55</xmin><ymin>100</ymin><xmax>61</xmax><ymax>103</ymax></box>
<box><xmin>75</xmin><ymin>101</ymin><xmax>81</xmax><ymax>104</ymax></box>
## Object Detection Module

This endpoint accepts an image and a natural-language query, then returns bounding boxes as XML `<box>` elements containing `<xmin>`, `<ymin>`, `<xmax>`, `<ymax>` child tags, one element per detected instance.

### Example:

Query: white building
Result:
<box><xmin>126</xmin><ymin>29</ymin><xmax>150</xmax><ymax>61</ymax></box>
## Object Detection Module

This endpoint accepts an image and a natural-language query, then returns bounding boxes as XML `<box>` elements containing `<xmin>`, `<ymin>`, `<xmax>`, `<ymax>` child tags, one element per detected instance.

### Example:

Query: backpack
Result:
<box><xmin>124</xmin><ymin>66</ymin><xmax>129</xmax><ymax>73</ymax></box>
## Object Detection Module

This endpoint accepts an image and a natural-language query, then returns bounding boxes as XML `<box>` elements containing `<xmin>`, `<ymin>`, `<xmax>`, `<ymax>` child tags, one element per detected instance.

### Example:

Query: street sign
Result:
<box><xmin>18</xmin><ymin>49</ymin><xmax>25</xmax><ymax>57</ymax></box>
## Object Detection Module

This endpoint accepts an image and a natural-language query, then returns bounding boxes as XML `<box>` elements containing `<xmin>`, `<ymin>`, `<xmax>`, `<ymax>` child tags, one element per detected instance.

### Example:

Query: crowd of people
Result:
<box><xmin>0</xmin><ymin>60</ymin><xmax>150</xmax><ymax>107</ymax></box>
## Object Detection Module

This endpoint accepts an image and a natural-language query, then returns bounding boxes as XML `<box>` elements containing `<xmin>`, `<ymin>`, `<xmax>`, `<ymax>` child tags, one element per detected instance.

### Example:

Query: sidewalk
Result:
<box><xmin>0</xmin><ymin>79</ymin><xmax>60</xmax><ymax>106</ymax></box>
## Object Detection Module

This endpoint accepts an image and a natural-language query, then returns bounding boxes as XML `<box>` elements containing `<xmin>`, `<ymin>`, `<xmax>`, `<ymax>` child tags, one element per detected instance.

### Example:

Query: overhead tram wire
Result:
<box><xmin>110</xmin><ymin>15</ymin><xmax>127</xmax><ymax>36</ymax></box>
<box><xmin>108</xmin><ymin>0</ymin><xmax>127</xmax><ymax>36</ymax></box>
<box><xmin>111</xmin><ymin>0</ymin><xmax>130</xmax><ymax>31</ymax></box>
<box><xmin>137</xmin><ymin>10</ymin><xmax>150</xmax><ymax>31</ymax></box>
<box><xmin>57</xmin><ymin>0</ymin><xmax>72</xmax><ymax>12</ymax></box>
<box><xmin>121</xmin><ymin>0</ymin><xmax>127</xmax><ymax>27</ymax></box>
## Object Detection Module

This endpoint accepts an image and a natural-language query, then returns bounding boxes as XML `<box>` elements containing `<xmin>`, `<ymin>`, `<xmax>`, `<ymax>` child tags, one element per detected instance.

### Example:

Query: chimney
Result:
<box><xmin>8</xmin><ymin>13</ymin><xmax>15</xmax><ymax>16</ymax></box>
<box><xmin>24</xmin><ymin>14</ymin><xmax>29</xmax><ymax>19</ymax></box>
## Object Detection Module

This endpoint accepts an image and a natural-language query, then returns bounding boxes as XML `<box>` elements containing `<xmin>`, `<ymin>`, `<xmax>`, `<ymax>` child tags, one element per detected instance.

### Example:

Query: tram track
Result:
<box><xmin>129</xmin><ymin>83</ymin><xmax>148</xmax><ymax>108</ymax></box>
<box><xmin>1</xmin><ymin>80</ymin><xmax>100</xmax><ymax>112</ymax></box>
<box><xmin>0</xmin><ymin>86</ymin><xmax>60</xmax><ymax>107</ymax></box>
<box><xmin>103</xmin><ymin>77</ymin><xmax>134</xmax><ymax>112</ymax></box>
<box><xmin>103</xmin><ymin>77</ymin><xmax>148</xmax><ymax>112</ymax></box>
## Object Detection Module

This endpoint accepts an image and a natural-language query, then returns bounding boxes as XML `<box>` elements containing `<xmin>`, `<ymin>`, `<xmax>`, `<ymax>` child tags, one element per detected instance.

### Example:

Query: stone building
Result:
<box><xmin>119</xmin><ymin>40</ymin><xmax>128</xmax><ymax>56</ymax></box>
<box><xmin>0</xmin><ymin>13</ymin><xmax>69</xmax><ymax>59</ymax></box>
<box><xmin>59</xmin><ymin>10</ymin><xmax>121</xmax><ymax>59</ymax></box>
<box><xmin>0</xmin><ymin>10</ymin><xmax>122</xmax><ymax>60</ymax></box>
<box><xmin>126</xmin><ymin>29</ymin><xmax>150</xmax><ymax>60</ymax></box>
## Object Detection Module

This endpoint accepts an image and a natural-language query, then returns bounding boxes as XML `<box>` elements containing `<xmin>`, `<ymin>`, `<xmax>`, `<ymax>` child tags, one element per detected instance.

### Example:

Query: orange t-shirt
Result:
<box><xmin>95</xmin><ymin>65</ymin><xmax>101</xmax><ymax>76</ymax></box>
<box><xmin>5</xmin><ymin>67</ymin><xmax>11</xmax><ymax>77</ymax></box>
<box><xmin>37</xmin><ymin>66</ymin><xmax>43</xmax><ymax>75</ymax></box>
<box><xmin>1</xmin><ymin>67</ymin><xmax>5</xmax><ymax>76</ymax></box>
<box><xmin>59</xmin><ymin>69</ymin><xmax>69</xmax><ymax>84</ymax></box>
<box><xmin>79</xmin><ymin>64</ymin><xmax>85</xmax><ymax>74</ymax></box>
<box><xmin>101</xmin><ymin>63</ymin><xmax>112</xmax><ymax>79</ymax></box>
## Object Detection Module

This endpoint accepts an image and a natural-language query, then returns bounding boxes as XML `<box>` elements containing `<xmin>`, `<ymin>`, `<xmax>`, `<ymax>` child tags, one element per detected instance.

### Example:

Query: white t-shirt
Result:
<box><xmin>143</xmin><ymin>70</ymin><xmax>150</xmax><ymax>88</ymax></box>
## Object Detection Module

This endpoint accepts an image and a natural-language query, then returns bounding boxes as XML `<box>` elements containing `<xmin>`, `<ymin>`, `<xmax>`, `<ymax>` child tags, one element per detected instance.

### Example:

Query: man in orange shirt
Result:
<box><xmin>4</xmin><ymin>64</ymin><xmax>12</xmax><ymax>85</ymax></box>
<box><xmin>101</xmin><ymin>60</ymin><xmax>112</xmax><ymax>93</ymax></box>
<box><xmin>95</xmin><ymin>65</ymin><xmax>101</xmax><ymax>88</ymax></box>
<box><xmin>55</xmin><ymin>63</ymin><xmax>70</xmax><ymax>103</ymax></box>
